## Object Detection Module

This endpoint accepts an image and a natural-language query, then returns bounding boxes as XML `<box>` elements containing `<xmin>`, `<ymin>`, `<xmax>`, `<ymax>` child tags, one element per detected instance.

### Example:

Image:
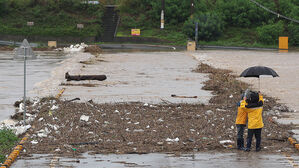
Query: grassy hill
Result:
<box><xmin>116</xmin><ymin>0</ymin><xmax>299</xmax><ymax>48</ymax></box>
<box><xmin>0</xmin><ymin>0</ymin><xmax>104</xmax><ymax>37</ymax></box>
<box><xmin>0</xmin><ymin>0</ymin><xmax>298</xmax><ymax>48</ymax></box>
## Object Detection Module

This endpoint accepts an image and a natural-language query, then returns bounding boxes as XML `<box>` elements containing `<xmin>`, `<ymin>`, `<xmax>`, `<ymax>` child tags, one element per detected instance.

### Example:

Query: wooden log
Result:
<box><xmin>171</xmin><ymin>94</ymin><xmax>197</xmax><ymax>98</ymax></box>
<box><xmin>65</xmin><ymin>72</ymin><xmax>107</xmax><ymax>81</ymax></box>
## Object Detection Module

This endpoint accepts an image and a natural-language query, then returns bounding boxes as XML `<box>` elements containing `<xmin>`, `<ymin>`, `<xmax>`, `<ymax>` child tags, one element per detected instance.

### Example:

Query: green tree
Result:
<box><xmin>183</xmin><ymin>13</ymin><xmax>224</xmax><ymax>41</ymax></box>
<box><xmin>215</xmin><ymin>0</ymin><xmax>273</xmax><ymax>27</ymax></box>
<box><xmin>257</xmin><ymin>21</ymin><xmax>285</xmax><ymax>45</ymax></box>
<box><xmin>287</xmin><ymin>6</ymin><xmax>299</xmax><ymax>46</ymax></box>
<box><xmin>0</xmin><ymin>0</ymin><xmax>8</xmax><ymax>16</ymax></box>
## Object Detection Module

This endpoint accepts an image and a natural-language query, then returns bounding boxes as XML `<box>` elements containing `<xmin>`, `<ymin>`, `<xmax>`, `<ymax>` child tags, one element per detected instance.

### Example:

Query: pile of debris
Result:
<box><xmin>63</xmin><ymin>43</ymin><xmax>88</xmax><ymax>52</ymax></box>
<box><xmin>16</xmin><ymin>63</ymin><xmax>296</xmax><ymax>156</ymax></box>
<box><xmin>84</xmin><ymin>45</ymin><xmax>102</xmax><ymax>54</ymax></box>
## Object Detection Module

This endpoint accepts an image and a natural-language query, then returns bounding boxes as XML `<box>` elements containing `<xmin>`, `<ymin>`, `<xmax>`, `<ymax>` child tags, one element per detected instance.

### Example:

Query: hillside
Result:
<box><xmin>116</xmin><ymin>0</ymin><xmax>299</xmax><ymax>47</ymax></box>
<box><xmin>0</xmin><ymin>0</ymin><xmax>104</xmax><ymax>38</ymax></box>
<box><xmin>0</xmin><ymin>0</ymin><xmax>298</xmax><ymax>48</ymax></box>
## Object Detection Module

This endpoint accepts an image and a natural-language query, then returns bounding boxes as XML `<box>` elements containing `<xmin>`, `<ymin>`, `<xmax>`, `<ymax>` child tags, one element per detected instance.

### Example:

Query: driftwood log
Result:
<box><xmin>171</xmin><ymin>94</ymin><xmax>198</xmax><ymax>98</ymax></box>
<box><xmin>65</xmin><ymin>72</ymin><xmax>107</xmax><ymax>81</ymax></box>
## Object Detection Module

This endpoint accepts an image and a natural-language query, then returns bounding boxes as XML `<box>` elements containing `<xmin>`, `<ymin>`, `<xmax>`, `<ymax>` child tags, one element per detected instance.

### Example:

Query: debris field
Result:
<box><xmin>17</xmin><ymin>63</ymin><xmax>296</xmax><ymax>156</ymax></box>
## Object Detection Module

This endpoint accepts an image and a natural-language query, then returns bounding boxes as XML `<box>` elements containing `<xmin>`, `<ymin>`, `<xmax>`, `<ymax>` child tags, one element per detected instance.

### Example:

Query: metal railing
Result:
<box><xmin>0</xmin><ymin>40</ymin><xmax>38</xmax><ymax>47</ymax></box>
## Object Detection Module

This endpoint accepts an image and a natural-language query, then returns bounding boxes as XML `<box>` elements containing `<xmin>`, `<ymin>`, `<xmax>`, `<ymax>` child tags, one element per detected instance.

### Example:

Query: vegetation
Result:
<box><xmin>0</xmin><ymin>0</ymin><xmax>104</xmax><ymax>37</ymax></box>
<box><xmin>0</xmin><ymin>129</ymin><xmax>19</xmax><ymax>163</ymax></box>
<box><xmin>117</xmin><ymin>0</ymin><xmax>299</xmax><ymax>47</ymax></box>
<box><xmin>0</xmin><ymin>0</ymin><xmax>298</xmax><ymax>47</ymax></box>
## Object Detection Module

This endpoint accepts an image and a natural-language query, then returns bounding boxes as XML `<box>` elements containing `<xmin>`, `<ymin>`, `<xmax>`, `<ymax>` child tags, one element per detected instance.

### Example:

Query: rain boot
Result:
<box><xmin>237</xmin><ymin>138</ymin><xmax>244</xmax><ymax>150</ymax></box>
<box><xmin>240</xmin><ymin>138</ymin><xmax>244</xmax><ymax>150</ymax></box>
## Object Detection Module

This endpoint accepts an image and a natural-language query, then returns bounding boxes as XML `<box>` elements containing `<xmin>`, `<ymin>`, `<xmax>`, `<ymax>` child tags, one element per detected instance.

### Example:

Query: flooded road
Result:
<box><xmin>14</xmin><ymin>152</ymin><xmax>299</xmax><ymax>168</ymax></box>
<box><xmin>191</xmin><ymin>49</ymin><xmax>299</xmax><ymax>141</ymax></box>
<box><xmin>192</xmin><ymin>50</ymin><xmax>299</xmax><ymax>112</ymax></box>
<box><xmin>5</xmin><ymin>50</ymin><xmax>299</xmax><ymax>167</ymax></box>
<box><xmin>0</xmin><ymin>51</ymin><xmax>67</xmax><ymax>121</ymax></box>
<box><xmin>50</xmin><ymin>52</ymin><xmax>212</xmax><ymax>104</ymax></box>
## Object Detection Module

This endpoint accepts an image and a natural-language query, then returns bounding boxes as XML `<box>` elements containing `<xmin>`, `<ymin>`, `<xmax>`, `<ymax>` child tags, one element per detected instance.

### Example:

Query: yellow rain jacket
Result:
<box><xmin>236</xmin><ymin>93</ymin><xmax>264</xmax><ymax>127</ymax></box>
<box><xmin>246</xmin><ymin>107</ymin><xmax>264</xmax><ymax>129</ymax></box>
<box><xmin>235</xmin><ymin>100</ymin><xmax>247</xmax><ymax>125</ymax></box>
<box><xmin>246</xmin><ymin>93</ymin><xmax>264</xmax><ymax>129</ymax></box>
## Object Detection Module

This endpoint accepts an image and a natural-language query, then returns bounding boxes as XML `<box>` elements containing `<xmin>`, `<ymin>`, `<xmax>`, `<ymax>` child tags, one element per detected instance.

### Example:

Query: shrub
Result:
<box><xmin>0</xmin><ymin>0</ymin><xmax>8</xmax><ymax>16</ymax></box>
<box><xmin>118</xmin><ymin>0</ymin><xmax>191</xmax><ymax>28</ymax></box>
<box><xmin>0</xmin><ymin>129</ymin><xmax>19</xmax><ymax>163</ymax></box>
<box><xmin>215</xmin><ymin>0</ymin><xmax>274</xmax><ymax>27</ymax></box>
<box><xmin>120</xmin><ymin>15</ymin><xmax>138</xmax><ymax>29</ymax></box>
<box><xmin>288</xmin><ymin>23</ymin><xmax>299</xmax><ymax>46</ymax></box>
<box><xmin>287</xmin><ymin>6</ymin><xmax>299</xmax><ymax>46</ymax></box>
<box><xmin>183</xmin><ymin>13</ymin><xmax>224</xmax><ymax>41</ymax></box>
<box><xmin>257</xmin><ymin>21</ymin><xmax>285</xmax><ymax>45</ymax></box>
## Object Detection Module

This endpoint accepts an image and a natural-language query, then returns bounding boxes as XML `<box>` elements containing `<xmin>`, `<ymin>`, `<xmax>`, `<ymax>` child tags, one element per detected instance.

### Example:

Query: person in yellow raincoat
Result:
<box><xmin>244</xmin><ymin>91</ymin><xmax>264</xmax><ymax>152</ymax></box>
<box><xmin>235</xmin><ymin>92</ymin><xmax>248</xmax><ymax>150</ymax></box>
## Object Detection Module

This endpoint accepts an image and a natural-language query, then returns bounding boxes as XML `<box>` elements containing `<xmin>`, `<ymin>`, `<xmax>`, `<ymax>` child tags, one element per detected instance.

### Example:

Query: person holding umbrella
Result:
<box><xmin>239</xmin><ymin>66</ymin><xmax>278</xmax><ymax>152</ymax></box>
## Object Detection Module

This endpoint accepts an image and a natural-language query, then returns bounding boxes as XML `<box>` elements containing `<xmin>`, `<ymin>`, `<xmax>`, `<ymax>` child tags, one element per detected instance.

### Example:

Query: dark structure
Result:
<box><xmin>65</xmin><ymin>72</ymin><xmax>107</xmax><ymax>81</ymax></box>
<box><xmin>100</xmin><ymin>5</ymin><xmax>119</xmax><ymax>42</ymax></box>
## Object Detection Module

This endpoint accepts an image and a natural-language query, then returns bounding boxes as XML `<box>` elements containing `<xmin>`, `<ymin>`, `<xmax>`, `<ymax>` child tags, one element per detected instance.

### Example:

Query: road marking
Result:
<box><xmin>285</xmin><ymin>154</ymin><xmax>299</xmax><ymax>168</ymax></box>
<box><xmin>49</xmin><ymin>156</ymin><xmax>60</xmax><ymax>168</ymax></box>
<box><xmin>56</xmin><ymin>88</ymin><xmax>65</xmax><ymax>99</ymax></box>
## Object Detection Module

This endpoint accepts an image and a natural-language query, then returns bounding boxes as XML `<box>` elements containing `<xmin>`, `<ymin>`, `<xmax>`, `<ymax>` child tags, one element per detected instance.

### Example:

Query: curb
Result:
<box><xmin>1</xmin><ymin>134</ymin><xmax>29</xmax><ymax>168</ymax></box>
<box><xmin>55</xmin><ymin>88</ymin><xmax>65</xmax><ymax>99</ymax></box>
<box><xmin>1</xmin><ymin>88</ymin><xmax>66</xmax><ymax>167</ymax></box>
<box><xmin>288</xmin><ymin>137</ymin><xmax>299</xmax><ymax>151</ymax></box>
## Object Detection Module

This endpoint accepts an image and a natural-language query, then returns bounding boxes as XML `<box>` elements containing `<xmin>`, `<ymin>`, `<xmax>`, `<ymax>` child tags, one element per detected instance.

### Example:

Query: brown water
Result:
<box><xmin>191</xmin><ymin>49</ymin><xmax>299</xmax><ymax>141</ymax></box>
<box><xmin>192</xmin><ymin>50</ymin><xmax>299</xmax><ymax>111</ymax></box>
<box><xmin>49</xmin><ymin>51</ymin><xmax>212</xmax><ymax>104</ymax></box>
<box><xmin>0</xmin><ymin>51</ymin><xmax>67</xmax><ymax>121</ymax></box>
<box><xmin>10</xmin><ymin>50</ymin><xmax>299</xmax><ymax>167</ymax></box>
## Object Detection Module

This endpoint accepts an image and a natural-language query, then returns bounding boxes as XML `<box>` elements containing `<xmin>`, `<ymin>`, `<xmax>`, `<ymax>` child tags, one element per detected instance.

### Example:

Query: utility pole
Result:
<box><xmin>273</xmin><ymin>0</ymin><xmax>280</xmax><ymax>17</ymax></box>
<box><xmin>161</xmin><ymin>0</ymin><xmax>165</xmax><ymax>29</ymax></box>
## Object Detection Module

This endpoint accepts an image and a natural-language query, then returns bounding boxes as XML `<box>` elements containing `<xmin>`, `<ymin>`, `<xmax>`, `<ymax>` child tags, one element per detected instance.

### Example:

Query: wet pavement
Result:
<box><xmin>0</xmin><ymin>51</ymin><xmax>67</xmax><ymax>121</ymax></box>
<box><xmin>14</xmin><ymin>152</ymin><xmax>299</xmax><ymax>168</ymax></box>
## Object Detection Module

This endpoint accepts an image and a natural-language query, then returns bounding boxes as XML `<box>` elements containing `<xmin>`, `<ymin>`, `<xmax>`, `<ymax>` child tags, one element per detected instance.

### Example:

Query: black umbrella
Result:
<box><xmin>240</xmin><ymin>66</ymin><xmax>279</xmax><ymax>90</ymax></box>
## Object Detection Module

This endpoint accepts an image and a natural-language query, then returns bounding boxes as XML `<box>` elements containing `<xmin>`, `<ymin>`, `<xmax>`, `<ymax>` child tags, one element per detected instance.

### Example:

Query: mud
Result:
<box><xmin>84</xmin><ymin>45</ymin><xmax>102</xmax><ymax>55</ymax></box>
<box><xmin>0</xmin><ymin>46</ymin><xmax>14</xmax><ymax>51</ymax></box>
<box><xmin>18</xmin><ymin>63</ymin><xmax>296</xmax><ymax>157</ymax></box>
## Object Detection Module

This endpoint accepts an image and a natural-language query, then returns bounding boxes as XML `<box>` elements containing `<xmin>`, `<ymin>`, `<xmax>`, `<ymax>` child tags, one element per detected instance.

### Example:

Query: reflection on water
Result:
<box><xmin>0</xmin><ymin>51</ymin><xmax>68</xmax><ymax>121</ymax></box>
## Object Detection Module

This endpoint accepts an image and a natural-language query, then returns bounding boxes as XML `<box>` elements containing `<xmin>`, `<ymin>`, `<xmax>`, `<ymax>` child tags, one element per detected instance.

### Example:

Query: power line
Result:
<box><xmin>249</xmin><ymin>0</ymin><xmax>299</xmax><ymax>24</ymax></box>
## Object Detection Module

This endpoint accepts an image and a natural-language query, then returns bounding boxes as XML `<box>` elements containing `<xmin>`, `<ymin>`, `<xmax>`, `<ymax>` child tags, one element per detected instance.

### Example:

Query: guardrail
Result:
<box><xmin>0</xmin><ymin>40</ymin><xmax>38</xmax><ymax>47</ymax></box>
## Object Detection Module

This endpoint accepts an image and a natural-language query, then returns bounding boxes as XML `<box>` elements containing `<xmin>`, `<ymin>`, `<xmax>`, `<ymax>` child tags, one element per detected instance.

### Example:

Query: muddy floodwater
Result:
<box><xmin>4</xmin><ymin>49</ymin><xmax>299</xmax><ymax>167</ymax></box>
<box><xmin>14</xmin><ymin>152</ymin><xmax>299</xmax><ymax>168</ymax></box>
<box><xmin>35</xmin><ymin>51</ymin><xmax>212</xmax><ymax>104</ymax></box>
<box><xmin>0</xmin><ymin>51</ymin><xmax>67</xmax><ymax>121</ymax></box>
<box><xmin>192</xmin><ymin>50</ymin><xmax>299</xmax><ymax>112</ymax></box>
<box><xmin>192</xmin><ymin>49</ymin><xmax>299</xmax><ymax>140</ymax></box>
